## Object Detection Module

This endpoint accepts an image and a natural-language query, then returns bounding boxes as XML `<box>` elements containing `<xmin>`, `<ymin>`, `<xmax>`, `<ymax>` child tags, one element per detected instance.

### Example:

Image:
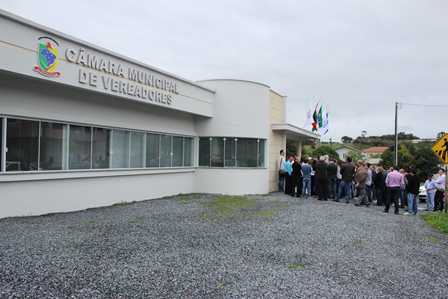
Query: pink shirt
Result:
<box><xmin>386</xmin><ymin>170</ymin><xmax>405</xmax><ymax>188</ymax></box>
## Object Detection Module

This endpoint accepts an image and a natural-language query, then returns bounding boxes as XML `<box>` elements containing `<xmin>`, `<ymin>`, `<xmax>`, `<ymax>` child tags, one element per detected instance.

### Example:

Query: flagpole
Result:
<box><xmin>394</xmin><ymin>101</ymin><xmax>399</xmax><ymax>166</ymax></box>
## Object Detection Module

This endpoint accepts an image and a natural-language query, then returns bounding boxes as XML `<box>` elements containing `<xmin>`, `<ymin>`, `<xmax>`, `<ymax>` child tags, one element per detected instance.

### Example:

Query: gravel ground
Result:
<box><xmin>1</xmin><ymin>193</ymin><xmax>448</xmax><ymax>298</ymax></box>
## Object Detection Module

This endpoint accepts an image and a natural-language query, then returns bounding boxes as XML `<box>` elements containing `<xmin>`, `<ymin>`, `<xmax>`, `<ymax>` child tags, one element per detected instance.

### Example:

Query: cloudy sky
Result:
<box><xmin>2</xmin><ymin>0</ymin><xmax>448</xmax><ymax>141</ymax></box>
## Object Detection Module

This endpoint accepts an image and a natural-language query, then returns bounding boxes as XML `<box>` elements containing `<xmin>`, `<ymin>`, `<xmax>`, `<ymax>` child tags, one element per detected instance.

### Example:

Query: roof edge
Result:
<box><xmin>197</xmin><ymin>78</ymin><xmax>271</xmax><ymax>89</ymax></box>
<box><xmin>0</xmin><ymin>8</ymin><xmax>215</xmax><ymax>94</ymax></box>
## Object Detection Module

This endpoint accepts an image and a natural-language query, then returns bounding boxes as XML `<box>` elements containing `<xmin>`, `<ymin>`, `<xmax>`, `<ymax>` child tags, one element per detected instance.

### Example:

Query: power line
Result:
<box><xmin>398</xmin><ymin>102</ymin><xmax>448</xmax><ymax>108</ymax></box>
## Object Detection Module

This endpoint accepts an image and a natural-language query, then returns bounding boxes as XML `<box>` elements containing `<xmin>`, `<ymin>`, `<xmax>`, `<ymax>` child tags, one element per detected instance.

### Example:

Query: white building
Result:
<box><xmin>0</xmin><ymin>10</ymin><xmax>319</xmax><ymax>218</ymax></box>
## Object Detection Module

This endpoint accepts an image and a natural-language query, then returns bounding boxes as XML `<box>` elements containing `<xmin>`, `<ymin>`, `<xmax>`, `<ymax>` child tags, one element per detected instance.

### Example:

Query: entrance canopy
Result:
<box><xmin>271</xmin><ymin>123</ymin><xmax>320</xmax><ymax>142</ymax></box>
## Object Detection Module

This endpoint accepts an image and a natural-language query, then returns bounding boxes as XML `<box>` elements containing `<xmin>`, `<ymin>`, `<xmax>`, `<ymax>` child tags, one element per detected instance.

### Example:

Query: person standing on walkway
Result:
<box><xmin>311</xmin><ymin>159</ymin><xmax>317</xmax><ymax>196</ymax></box>
<box><xmin>385</xmin><ymin>166</ymin><xmax>404</xmax><ymax>215</ymax></box>
<box><xmin>374</xmin><ymin>166</ymin><xmax>387</xmax><ymax>206</ymax></box>
<box><xmin>365</xmin><ymin>163</ymin><xmax>373</xmax><ymax>203</ymax></box>
<box><xmin>354</xmin><ymin>161</ymin><xmax>369</xmax><ymax>207</ymax></box>
<box><xmin>327</xmin><ymin>159</ymin><xmax>338</xmax><ymax>201</ymax></box>
<box><xmin>278</xmin><ymin>150</ymin><xmax>286</xmax><ymax>192</ymax></box>
<box><xmin>291</xmin><ymin>156</ymin><xmax>302</xmax><ymax>197</ymax></box>
<box><xmin>315</xmin><ymin>156</ymin><xmax>329</xmax><ymax>201</ymax></box>
<box><xmin>405</xmin><ymin>168</ymin><xmax>420</xmax><ymax>215</ymax></box>
<box><xmin>424</xmin><ymin>173</ymin><xmax>436</xmax><ymax>212</ymax></box>
<box><xmin>336</xmin><ymin>160</ymin><xmax>342</xmax><ymax>200</ymax></box>
<box><xmin>434</xmin><ymin>169</ymin><xmax>446</xmax><ymax>211</ymax></box>
<box><xmin>301</xmin><ymin>158</ymin><xmax>313</xmax><ymax>198</ymax></box>
<box><xmin>339</xmin><ymin>157</ymin><xmax>355</xmax><ymax>203</ymax></box>
<box><xmin>399</xmin><ymin>168</ymin><xmax>407</xmax><ymax>209</ymax></box>
<box><xmin>284</xmin><ymin>155</ymin><xmax>294</xmax><ymax>195</ymax></box>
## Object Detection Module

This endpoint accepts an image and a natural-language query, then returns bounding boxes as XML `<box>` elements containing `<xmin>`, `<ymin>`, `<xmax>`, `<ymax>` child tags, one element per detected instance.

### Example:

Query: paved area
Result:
<box><xmin>1</xmin><ymin>193</ymin><xmax>448</xmax><ymax>298</ymax></box>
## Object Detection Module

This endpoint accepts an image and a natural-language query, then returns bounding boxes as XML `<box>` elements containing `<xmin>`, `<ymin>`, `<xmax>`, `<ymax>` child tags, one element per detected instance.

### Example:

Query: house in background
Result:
<box><xmin>361</xmin><ymin>146</ymin><xmax>389</xmax><ymax>165</ymax></box>
<box><xmin>334</xmin><ymin>144</ymin><xmax>360</xmax><ymax>161</ymax></box>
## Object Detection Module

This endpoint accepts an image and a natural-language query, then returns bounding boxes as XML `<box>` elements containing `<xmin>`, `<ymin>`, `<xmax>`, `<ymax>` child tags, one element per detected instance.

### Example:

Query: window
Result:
<box><xmin>69</xmin><ymin>125</ymin><xmax>91</xmax><ymax>169</ymax></box>
<box><xmin>111</xmin><ymin>129</ymin><xmax>130</xmax><ymax>168</ymax></box>
<box><xmin>160</xmin><ymin>135</ymin><xmax>172</xmax><ymax>167</ymax></box>
<box><xmin>146</xmin><ymin>133</ymin><xmax>160</xmax><ymax>167</ymax></box>
<box><xmin>6</xmin><ymin>118</ymin><xmax>39</xmax><ymax>171</ymax></box>
<box><xmin>258</xmin><ymin>139</ymin><xmax>265</xmax><ymax>167</ymax></box>
<box><xmin>224</xmin><ymin>138</ymin><xmax>236</xmax><ymax>167</ymax></box>
<box><xmin>0</xmin><ymin>116</ymin><xmax>195</xmax><ymax>173</ymax></box>
<box><xmin>0</xmin><ymin>118</ymin><xmax>3</xmax><ymax>171</ymax></box>
<box><xmin>199</xmin><ymin>138</ymin><xmax>210</xmax><ymax>166</ymax></box>
<box><xmin>211</xmin><ymin>137</ymin><xmax>224</xmax><ymax>167</ymax></box>
<box><xmin>237</xmin><ymin>138</ymin><xmax>258</xmax><ymax>167</ymax></box>
<box><xmin>92</xmin><ymin>127</ymin><xmax>110</xmax><ymax>169</ymax></box>
<box><xmin>172</xmin><ymin>136</ymin><xmax>183</xmax><ymax>167</ymax></box>
<box><xmin>130</xmin><ymin>131</ymin><xmax>145</xmax><ymax>168</ymax></box>
<box><xmin>40</xmin><ymin>122</ymin><xmax>67</xmax><ymax>170</ymax></box>
<box><xmin>183</xmin><ymin>137</ymin><xmax>193</xmax><ymax>167</ymax></box>
<box><xmin>199</xmin><ymin>136</ymin><xmax>265</xmax><ymax>168</ymax></box>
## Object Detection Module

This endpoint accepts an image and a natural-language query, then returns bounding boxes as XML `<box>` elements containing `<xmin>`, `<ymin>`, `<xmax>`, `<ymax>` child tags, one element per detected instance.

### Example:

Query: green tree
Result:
<box><xmin>381</xmin><ymin>143</ymin><xmax>440</xmax><ymax>181</ymax></box>
<box><xmin>341</xmin><ymin>136</ymin><xmax>353</xmax><ymax>144</ymax></box>
<box><xmin>348</xmin><ymin>150</ymin><xmax>362</xmax><ymax>163</ymax></box>
<box><xmin>312</xmin><ymin>145</ymin><xmax>338</xmax><ymax>160</ymax></box>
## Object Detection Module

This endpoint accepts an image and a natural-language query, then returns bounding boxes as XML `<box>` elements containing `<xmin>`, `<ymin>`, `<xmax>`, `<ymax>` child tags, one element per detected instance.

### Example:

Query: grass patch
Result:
<box><xmin>204</xmin><ymin>195</ymin><xmax>257</xmax><ymax>218</ymax></box>
<box><xmin>176</xmin><ymin>194</ymin><xmax>196</xmax><ymax>204</ymax></box>
<box><xmin>80</xmin><ymin>219</ymin><xmax>96</xmax><ymax>226</ymax></box>
<box><xmin>287</xmin><ymin>263</ymin><xmax>305</xmax><ymax>270</ymax></box>
<box><xmin>128</xmin><ymin>216</ymin><xmax>145</xmax><ymax>224</ymax></box>
<box><xmin>422</xmin><ymin>212</ymin><xmax>448</xmax><ymax>234</ymax></box>
<box><xmin>200</xmin><ymin>195</ymin><xmax>288</xmax><ymax>221</ymax></box>
<box><xmin>426</xmin><ymin>235</ymin><xmax>441</xmax><ymax>245</ymax></box>
<box><xmin>112</xmin><ymin>201</ymin><xmax>135</xmax><ymax>207</ymax></box>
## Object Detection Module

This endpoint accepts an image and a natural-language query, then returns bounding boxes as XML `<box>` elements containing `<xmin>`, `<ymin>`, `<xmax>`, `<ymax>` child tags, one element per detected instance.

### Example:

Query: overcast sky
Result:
<box><xmin>2</xmin><ymin>0</ymin><xmax>448</xmax><ymax>141</ymax></box>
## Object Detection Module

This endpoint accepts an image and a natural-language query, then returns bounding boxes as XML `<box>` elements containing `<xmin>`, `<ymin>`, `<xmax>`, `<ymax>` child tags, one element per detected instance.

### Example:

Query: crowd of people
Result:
<box><xmin>278</xmin><ymin>150</ymin><xmax>447</xmax><ymax>215</ymax></box>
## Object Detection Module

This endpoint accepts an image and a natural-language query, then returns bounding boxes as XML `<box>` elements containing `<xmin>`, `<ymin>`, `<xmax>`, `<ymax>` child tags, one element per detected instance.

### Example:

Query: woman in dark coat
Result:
<box><xmin>291</xmin><ymin>156</ymin><xmax>302</xmax><ymax>197</ymax></box>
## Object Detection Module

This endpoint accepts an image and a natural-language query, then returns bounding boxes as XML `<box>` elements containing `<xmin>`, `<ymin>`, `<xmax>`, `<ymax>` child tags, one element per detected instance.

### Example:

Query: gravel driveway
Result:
<box><xmin>1</xmin><ymin>193</ymin><xmax>448</xmax><ymax>298</ymax></box>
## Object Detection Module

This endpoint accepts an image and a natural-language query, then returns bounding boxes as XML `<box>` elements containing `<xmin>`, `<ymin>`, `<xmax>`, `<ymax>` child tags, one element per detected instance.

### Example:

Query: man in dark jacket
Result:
<box><xmin>327</xmin><ymin>159</ymin><xmax>338</xmax><ymax>200</ymax></box>
<box><xmin>373</xmin><ymin>166</ymin><xmax>387</xmax><ymax>206</ymax></box>
<box><xmin>291</xmin><ymin>156</ymin><xmax>302</xmax><ymax>197</ymax></box>
<box><xmin>315</xmin><ymin>156</ymin><xmax>329</xmax><ymax>201</ymax></box>
<box><xmin>405</xmin><ymin>168</ymin><xmax>420</xmax><ymax>215</ymax></box>
<box><xmin>339</xmin><ymin>157</ymin><xmax>355</xmax><ymax>203</ymax></box>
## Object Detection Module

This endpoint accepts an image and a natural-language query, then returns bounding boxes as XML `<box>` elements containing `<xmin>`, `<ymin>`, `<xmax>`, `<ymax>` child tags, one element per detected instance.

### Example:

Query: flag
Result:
<box><xmin>320</xmin><ymin>111</ymin><xmax>329</xmax><ymax>135</ymax></box>
<box><xmin>304</xmin><ymin>108</ymin><xmax>312</xmax><ymax>128</ymax></box>
<box><xmin>317</xmin><ymin>105</ymin><xmax>323</xmax><ymax>128</ymax></box>
<box><xmin>312</xmin><ymin>105</ymin><xmax>318</xmax><ymax>132</ymax></box>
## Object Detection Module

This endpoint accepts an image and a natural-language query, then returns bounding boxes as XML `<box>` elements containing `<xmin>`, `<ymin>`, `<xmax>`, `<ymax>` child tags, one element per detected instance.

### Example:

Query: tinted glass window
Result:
<box><xmin>6</xmin><ymin>119</ymin><xmax>39</xmax><ymax>171</ymax></box>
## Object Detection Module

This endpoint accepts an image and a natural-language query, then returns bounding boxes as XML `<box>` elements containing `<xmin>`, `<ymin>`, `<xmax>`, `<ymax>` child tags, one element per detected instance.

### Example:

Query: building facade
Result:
<box><xmin>0</xmin><ymin>10</ymin><xmax>318</xmax><ymax>218</ymax></box>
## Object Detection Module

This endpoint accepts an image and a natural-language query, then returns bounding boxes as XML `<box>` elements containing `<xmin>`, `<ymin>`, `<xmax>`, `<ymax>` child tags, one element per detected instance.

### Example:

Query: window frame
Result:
<box><xmin>0</xmin><ymin>115</ymin><xmax>195</xmax><ymax>174</ymax></box>
<box><xmin>198</xmin><ymin>136</ymin><xmax>267</xmax><ymax>169</ymax></box>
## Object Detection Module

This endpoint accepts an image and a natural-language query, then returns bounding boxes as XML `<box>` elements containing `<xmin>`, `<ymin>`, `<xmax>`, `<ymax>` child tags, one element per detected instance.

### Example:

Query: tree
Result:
<box><xmin>348</xmin><ymin>150</ymin><xmax>362</xmax><ymax>163</ymax></box>
<box><xmin>381</xmin><ymin>143</ymin><xmax>440</xmax><ymax>181</ymax></box>
<box><xmin>341</xmin><ymin>136</ymin><xmax>353</xmax><ymax>144</ymax></box>
<box><xmin>312</xmin><ymin>145</ymin><xmax>338</xmax><ymax>160</ymax></box>
<box><xmin>286</xmin><ymin>140</ymin><xmax>297</xmax><ymax>156</ymax></box>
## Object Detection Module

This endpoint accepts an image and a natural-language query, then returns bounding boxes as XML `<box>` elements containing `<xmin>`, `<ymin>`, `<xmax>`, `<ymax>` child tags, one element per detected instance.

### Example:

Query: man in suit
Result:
<box><xmin>315</xmin><ymin>156</ymin><xmax>329</xmax><ymax>201</ymax></box>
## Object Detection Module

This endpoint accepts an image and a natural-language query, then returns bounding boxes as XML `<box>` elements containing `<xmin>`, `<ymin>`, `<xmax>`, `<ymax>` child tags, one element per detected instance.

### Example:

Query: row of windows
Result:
<box><xmin>199</xmin><ymin>137</ymin><xmax>265</xmax><ymax>168</ymax></box>
<box><xmin>0</xmin><ymin>117</ymin><xmax>193</xmax><ymax>172</ymax></box>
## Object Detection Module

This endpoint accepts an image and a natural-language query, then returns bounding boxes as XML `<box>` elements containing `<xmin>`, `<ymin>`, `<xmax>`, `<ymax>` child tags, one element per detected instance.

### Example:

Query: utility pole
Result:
<box><xmin>394</xmin><ymin>102</ymin><xmax>399</xmax><ymax>166</ymax></box>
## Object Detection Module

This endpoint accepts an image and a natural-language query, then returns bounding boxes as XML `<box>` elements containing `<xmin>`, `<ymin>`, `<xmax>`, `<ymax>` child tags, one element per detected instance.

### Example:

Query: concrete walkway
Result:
<box><xmin>1</xmin><ymin>193</ymin><xmax>447</xmax><ymax>298</ymax></box>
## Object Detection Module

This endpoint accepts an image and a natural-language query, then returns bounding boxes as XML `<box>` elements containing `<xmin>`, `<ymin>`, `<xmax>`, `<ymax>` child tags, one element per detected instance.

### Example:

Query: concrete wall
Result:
<box><xmin>0</xmin><ymin>74</ymin><xmax>197</xmax><ymax>136</ymax></box>
<box><xmin>195</xmin><ymin>168</ymin><xmax>269</xmax><ymax>195</ymax></box>
<box><xmin>195</xmin><ymin>79</ymin><xmax>270</xmax><ymax>139</ymax></box>
<box><xmin>0</xmin><ymin>170</ymin><xmax>194</xmax><ymax>218</ymax></box>
<box><xmin>0</xmin><ymin>11</ymin><xmax>215</xmax><ymax>117</ymax></box>
<box><xmin>268</xmin><ymin>91</ymin><xmax>286</xmax><ymax>192</ymax></box>
<box><xmin>0</xmin><ymin>74</ymin><xmax>198</xmax><ymax>218</ymax></box>
<box><xmin>194</xmin><ymin>80</ymin><xmax>271</xmax><ymax>195</ymax></box>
